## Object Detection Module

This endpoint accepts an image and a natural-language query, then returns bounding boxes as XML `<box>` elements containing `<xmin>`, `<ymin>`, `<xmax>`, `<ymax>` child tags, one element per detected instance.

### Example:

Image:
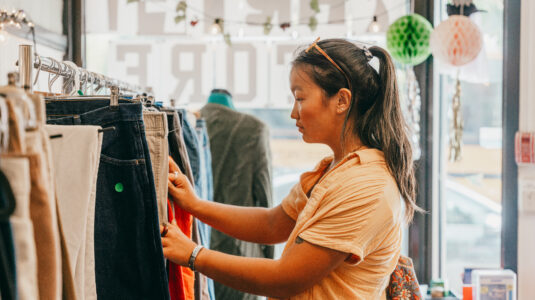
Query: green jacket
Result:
<box><xmin>201</xmin><ymin>103</ymin><xmax>274</xmax><ymax>300</ymax></box>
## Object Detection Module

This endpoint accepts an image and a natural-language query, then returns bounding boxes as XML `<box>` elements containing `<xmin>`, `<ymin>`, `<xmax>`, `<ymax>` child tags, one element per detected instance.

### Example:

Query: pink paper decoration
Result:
<box><xmin>430</xmin><ymin>15</ymin><xmax>483</xmax><ymax>67</ymax></box>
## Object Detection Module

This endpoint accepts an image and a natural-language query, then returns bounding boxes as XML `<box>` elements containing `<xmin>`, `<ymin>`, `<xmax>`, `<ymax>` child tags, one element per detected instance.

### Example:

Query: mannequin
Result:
<box><xmin>206</xmin><ymin>89</ymin><xmax>235</xmax><ymax>110</ymax></box>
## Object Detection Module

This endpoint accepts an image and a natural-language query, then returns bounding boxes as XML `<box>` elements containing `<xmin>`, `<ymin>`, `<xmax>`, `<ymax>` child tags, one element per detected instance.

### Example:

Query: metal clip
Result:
<box><xmin>110</xmin><ymin>86</ymin><xmax>120</xmax><ymax>108</ymax></box>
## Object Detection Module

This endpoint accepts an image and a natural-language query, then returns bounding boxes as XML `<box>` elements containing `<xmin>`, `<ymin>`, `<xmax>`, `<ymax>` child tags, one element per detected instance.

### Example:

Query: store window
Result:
<box><xmin>434</xmin><ymin>0</ymin><xmax>504</xmax><ymax>294</ymax></box>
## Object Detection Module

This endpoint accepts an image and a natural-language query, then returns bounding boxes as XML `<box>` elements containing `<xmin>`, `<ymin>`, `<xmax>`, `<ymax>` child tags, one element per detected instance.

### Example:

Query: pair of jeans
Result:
<box><xmin>195</xmin><ymin>119</ymin><xmax>215</xmax><ymax>300</ymax></box>
<box><xmin>46</xmin><ymin>100</ymin><xmax>170</xmax><ymax>300</ymax></box>
<box><xmin>178</xmin><ymin>109</ymin><xmax>200</xmax><ymax>190</ymax></box>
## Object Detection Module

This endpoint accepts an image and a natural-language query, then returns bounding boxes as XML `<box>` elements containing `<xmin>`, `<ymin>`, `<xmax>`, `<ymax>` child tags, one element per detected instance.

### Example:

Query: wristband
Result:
<box><xmin>188</xmin><ymin>245</ymin><xmax>204</xmax><ymax>271</ymax></box>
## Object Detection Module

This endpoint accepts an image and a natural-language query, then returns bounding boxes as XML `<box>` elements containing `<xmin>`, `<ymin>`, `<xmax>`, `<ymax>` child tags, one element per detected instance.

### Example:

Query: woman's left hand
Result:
<box><xmin>160</xmin><ymin>223</ymin><xmax>197</xmax><ymax>267</ymax></box>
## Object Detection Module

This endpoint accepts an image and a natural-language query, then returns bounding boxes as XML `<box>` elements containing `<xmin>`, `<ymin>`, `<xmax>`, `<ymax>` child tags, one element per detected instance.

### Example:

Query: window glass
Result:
<box><xmin>435</xmin><ymin>0</ymin><xmax>504</xmax><ymax>294</ymax></box>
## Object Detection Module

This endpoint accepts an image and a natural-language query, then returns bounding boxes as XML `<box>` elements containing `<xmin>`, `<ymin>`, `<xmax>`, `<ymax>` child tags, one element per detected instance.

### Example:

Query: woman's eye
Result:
<box><xmin>295</xmin><ymin>98</ymin><xmax>304</xmax><ymax>102</ymax></box>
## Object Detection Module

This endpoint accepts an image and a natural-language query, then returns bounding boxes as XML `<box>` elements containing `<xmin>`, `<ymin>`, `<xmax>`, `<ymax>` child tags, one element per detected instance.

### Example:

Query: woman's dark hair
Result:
<box><xmin>292</xmin><ymin>38</ymin><xmax>422</xmax><ymax>222</ymax></box>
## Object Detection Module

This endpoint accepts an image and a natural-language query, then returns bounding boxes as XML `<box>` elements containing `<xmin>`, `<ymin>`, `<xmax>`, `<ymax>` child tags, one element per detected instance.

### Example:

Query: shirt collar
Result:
<box><xmin>355</xmin><ymin>148</ymin><xmax>385</xmax><ymax>164</ymax></box>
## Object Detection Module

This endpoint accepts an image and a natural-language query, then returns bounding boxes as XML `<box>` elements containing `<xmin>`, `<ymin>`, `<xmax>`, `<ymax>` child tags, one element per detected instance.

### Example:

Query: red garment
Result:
<box><xmin>167</xmin><ymin>166</ymin><xmax>195</xmax><ymax>300</ymax></box>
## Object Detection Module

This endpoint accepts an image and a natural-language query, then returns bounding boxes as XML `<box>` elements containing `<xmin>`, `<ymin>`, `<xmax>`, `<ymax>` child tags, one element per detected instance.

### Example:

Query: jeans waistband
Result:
<box><xmin>46</xmin><ymin>100</ymin><xmax>142</xmax><ymax>126</ymax></box>
<box><xmin>143</xmin><ymin>112</ymin><xmax>168</xmax><ymax>135</ymax></box>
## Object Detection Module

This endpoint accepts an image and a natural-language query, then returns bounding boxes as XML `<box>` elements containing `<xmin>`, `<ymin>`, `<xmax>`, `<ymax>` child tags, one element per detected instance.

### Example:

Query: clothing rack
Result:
<box><xmin>18</xmin><ymin>44</ymin><xmax>145</xmax><ymax>94</ymax></box>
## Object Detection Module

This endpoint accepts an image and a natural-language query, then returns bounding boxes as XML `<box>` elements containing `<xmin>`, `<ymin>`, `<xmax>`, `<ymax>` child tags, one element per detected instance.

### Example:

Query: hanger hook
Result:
<box><xmin>48</xmin><ymin>58</ymin><xmax>61</xmax><ymax>93</ymax></box>
<box><xmin>32</xmin><ymin>53</ymin><xmax>42</xmax><ymax>88</ymax></box>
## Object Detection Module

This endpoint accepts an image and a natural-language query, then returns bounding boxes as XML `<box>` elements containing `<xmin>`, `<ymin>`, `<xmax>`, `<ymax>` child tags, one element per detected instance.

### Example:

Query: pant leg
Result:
<box><xmin>143</xmin><ymin>112</ymin><xmax>169</xmax><ymax>225</ymax></box>
<box><xmin>46</xmin><ymin>125</ymin><xmax>102</xmax><ymax>300</ymax></box>
<box><xmin>1</xmin><ymin>156</ymin><xmax>38</xmax><ymax>300</ymax></box>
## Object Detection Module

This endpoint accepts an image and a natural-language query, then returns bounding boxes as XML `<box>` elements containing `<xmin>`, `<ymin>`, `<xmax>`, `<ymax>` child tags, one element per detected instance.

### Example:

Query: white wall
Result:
<box><xmin>0</xmin><ymin>32</ymin><xmax>65</xmax><ymax>91</ymax></box>
<box><xmin>518</xmin><ymin>0</ymin><xmax>535</xmax><ymax>299</ymax></box>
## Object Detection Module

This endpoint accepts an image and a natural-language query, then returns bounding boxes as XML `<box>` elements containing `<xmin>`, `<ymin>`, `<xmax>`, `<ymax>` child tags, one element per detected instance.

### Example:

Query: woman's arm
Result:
<box><xmin>161</xmin><ymin>223</ymin><xmax>348</xmax><ymax>299</ymax></box>
<box><xmin>168</xmin><ymin>163</ymin><xmax>295</xmax><ymax>245</ymax></box>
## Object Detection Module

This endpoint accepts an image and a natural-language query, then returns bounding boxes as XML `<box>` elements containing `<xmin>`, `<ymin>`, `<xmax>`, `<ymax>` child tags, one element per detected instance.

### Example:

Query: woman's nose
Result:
<box><xmin>290</xmin><ymin>101</ymin><xmax>299</xmax><ymax>120</ymax></box>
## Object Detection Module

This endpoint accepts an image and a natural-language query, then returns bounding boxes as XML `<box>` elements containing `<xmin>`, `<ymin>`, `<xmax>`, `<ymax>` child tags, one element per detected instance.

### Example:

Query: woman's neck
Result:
<box><xmin>329</xmin><ymin>137</ymin><xmax>364</xmax><ymax>168</ymax></box>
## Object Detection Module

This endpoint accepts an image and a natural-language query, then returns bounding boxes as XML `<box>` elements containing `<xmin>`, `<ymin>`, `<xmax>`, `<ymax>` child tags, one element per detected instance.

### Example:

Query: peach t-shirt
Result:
<box><xmin>280</xmin><ymin>148</ymin><xmax>403</xmax><ymax>300</ymax></box>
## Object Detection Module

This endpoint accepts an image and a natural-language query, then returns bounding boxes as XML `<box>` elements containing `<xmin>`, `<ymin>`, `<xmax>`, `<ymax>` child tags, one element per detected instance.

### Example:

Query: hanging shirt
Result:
<box><xmin>279</xmin><ymin>148</ymin><xmax>404</xmax><ymax>300</ymax></box>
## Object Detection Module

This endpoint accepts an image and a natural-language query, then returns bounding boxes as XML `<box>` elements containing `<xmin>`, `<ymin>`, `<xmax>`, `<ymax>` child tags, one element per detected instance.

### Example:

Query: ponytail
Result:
<box><xmin>361</xmin><ymin>46</ymin><xmax>422</xmax><ymax>222</ymax></box>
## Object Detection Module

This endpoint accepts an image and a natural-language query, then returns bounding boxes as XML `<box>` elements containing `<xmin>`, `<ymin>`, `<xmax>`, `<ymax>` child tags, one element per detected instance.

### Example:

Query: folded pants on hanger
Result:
<box><xmin>142</xmin><ymin>112</ymin><xmax>169</xmax><ymax>226</ymax></box>
<box><xmin>46</xmin><ymin>125</ymin><xmax>102</xmax><ymax>300</ymax></box>
<box><xmin>46</xmin><ymin>100</ymin><xmax>170</xmax><ymax>300</ymax></box>
<box><xmin>0</xmin><ymin>156</ymin><xmax>38</xmax><ymax>300</ymax></box>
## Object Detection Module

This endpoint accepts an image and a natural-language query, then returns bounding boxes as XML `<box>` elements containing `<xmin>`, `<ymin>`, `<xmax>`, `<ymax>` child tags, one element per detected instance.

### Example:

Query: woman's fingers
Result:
<box><xmin>168</xmin><ymin>158</ymin><xmax>181</xmax><ymax>174</ymax></box>
<box><xmin>161</xmin><ymin>237</ymin><xmax>169</xmax><ymax>247</ymax></box>
<box><xmin>168</xmin><ymin>179</ymin><xmax>180</xmax><ymax>197</ymax></box>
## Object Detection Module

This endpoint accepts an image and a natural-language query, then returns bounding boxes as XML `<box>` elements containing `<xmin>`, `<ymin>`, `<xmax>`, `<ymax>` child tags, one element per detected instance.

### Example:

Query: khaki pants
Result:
<box><xmin>47</xmin><ymin>125</ymin><xmax>103</xmax><ymax>300</ymax></box>
<box><xmin>0</xmin><ymin>156</ymin><xmax>38</xmax><ymax>300</ymax></box>
<box><xmin>143</xmin><ymin>112</ymin><xmax>169</xmax><ymax>224</ymax></box>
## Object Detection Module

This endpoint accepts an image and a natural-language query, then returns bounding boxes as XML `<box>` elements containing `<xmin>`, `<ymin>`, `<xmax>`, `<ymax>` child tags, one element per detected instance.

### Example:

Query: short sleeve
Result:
<box><xmin>299</xmin><ymin>180</ymin><xmax>393</xmax><ymax>264</ymax></box>
<box><xmin>281</xmin><ymin>183</ymin><xmax>308</xmax><ymax>221</ymax></box>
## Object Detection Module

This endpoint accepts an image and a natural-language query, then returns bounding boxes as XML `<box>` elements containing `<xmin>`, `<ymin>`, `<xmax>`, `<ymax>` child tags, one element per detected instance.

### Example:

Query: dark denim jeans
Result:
<box><xmin>46</xmin><ymin>100</ymin><xmax>169</xmax><ymax>300</ymax></box>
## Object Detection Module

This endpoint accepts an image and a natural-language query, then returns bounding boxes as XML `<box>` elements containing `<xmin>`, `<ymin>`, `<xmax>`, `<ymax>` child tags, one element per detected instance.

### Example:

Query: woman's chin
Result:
<box><xmin>301</xmin><ymin>134</ymin><xmax>313</xmax><ymax>143</ymax></box>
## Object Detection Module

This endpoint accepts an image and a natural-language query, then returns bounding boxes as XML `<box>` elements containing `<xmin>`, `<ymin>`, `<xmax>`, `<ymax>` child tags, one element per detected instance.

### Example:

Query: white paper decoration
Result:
<box><xmin>430</xmin><ymin>15</ymin><xmax>483</xmax><ymax>67</ymax></box>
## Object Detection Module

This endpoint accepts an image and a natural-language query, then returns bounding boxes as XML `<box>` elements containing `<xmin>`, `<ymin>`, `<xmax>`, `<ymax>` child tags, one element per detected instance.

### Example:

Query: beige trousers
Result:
<box><xmin>0</xmin><ymin>156</ymin><xmax>39</xmax><ymax>300</ymax></box>
<box><xmin>143</xmin><ymin>112</ymin><xmax>169</xmax><ymax>224</ymax></box>
<box><xmin>46</xmin><ymin>125</ymin><xmax>102</xmax><ymax>300</ymax></box>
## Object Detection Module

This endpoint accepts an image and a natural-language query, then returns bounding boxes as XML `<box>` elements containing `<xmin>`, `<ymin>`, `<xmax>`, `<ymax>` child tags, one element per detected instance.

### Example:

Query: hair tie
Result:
<box><xmin>362</xmin><ymin>46</ymin><xmax>373</xmax><ymax>62</ymax></box>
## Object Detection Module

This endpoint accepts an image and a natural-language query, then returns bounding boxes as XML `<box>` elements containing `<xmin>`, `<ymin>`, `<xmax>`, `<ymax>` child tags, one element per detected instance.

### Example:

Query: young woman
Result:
<box><xmin>161</xmin><ymin>38</ymin><xmax>420</xmax><ymax>299</ymax></box>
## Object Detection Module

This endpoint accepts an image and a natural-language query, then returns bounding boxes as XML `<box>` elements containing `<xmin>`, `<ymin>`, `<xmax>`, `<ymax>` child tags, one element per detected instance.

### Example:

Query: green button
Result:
<box><xmin>115</xmin><ymin>183</ymin><xmax>124</xmax><ymax>192</ymax></box>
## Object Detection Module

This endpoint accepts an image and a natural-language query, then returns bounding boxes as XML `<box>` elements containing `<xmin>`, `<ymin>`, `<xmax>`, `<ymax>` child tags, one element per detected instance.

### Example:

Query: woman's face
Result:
<box><xmin>289</xmin><ymin>66</ymin><xmax>342</xmax><ymax>145</ymax></box>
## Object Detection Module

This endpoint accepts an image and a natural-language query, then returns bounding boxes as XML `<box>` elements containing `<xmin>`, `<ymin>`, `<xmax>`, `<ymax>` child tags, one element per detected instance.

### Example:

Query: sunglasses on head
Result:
<box><xmin>305</xmin><ymin>37</ymin><xmax>352</xmax><ymax>91</ymax></box>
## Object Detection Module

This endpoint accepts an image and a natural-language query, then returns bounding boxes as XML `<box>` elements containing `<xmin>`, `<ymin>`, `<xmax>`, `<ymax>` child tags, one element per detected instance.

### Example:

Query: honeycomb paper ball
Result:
<box><xmin>430</xmin><ymin>15</ymin><xmax>483</xmax><ymax>67</ymax></box>
<box><xmin>386</xmin><ymin>14</ymin><xmax>433</xmax><ymax>66</ymax></box>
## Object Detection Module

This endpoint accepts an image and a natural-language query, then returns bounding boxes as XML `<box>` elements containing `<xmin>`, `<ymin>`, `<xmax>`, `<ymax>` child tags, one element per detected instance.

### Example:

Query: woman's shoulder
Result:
<box><xmin>320</xmin><ymin>154</ymin><xmax>400</xmax><ymax>209</ymax></box>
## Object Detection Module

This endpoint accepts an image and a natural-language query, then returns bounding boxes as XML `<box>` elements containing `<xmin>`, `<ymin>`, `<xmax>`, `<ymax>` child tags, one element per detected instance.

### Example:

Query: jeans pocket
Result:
<box><xmin>99</xmin><ymin>154</ymin><xmax>145</xmax><ymax>166</ymax></box>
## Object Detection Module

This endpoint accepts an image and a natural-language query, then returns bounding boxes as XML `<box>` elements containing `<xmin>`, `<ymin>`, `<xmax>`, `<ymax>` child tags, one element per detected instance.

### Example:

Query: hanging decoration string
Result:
<box><xmin>134</xmin><ymin>0</ymin><xmax>409</xmax><ymax>28</ymax></box>
<box><xmin>449</xmin><ymin>71</ymin><xmax>463</xmax><ymax>162</ymax></box>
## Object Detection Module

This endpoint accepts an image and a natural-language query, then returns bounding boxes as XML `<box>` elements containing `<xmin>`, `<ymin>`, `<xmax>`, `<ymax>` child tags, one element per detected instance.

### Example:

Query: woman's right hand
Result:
<box><xmin>168</xmin><ymin>159</ymin><xmax>199</xmax><ymax>212</ymax></box>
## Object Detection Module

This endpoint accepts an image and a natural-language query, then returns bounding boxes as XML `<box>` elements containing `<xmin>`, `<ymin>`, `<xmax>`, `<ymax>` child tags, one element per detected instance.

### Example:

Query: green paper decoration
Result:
<box><xmin>175</xmin><ymin>1</ymin><xmax>187</xmax><ymax>24</ymax></box>
<box><xmin>308</xmin><ymin>16</ymin><xmax>318</xmax><ymax>32</ymax></box>
<box><xmin>386</xmin><ymin>14</ymin><xmax>433</xmax><ymax>66</ymax></box>
<box><xmin>310</xmin><ymin>0</ymin><xmax>320</xmax><ymax>13</ymax></box>
<box><xmin>224</xmin><ymin>33</ymin><xmax>232</xmax><ymax>46</ymax></box>
<box><xmin>263</xmin><ymin>17</ymin><xmax>273</xmax><ymax>35</ymax></box>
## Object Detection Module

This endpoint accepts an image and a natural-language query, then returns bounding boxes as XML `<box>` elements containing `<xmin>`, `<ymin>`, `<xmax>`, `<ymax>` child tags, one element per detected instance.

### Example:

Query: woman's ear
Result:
<box><xmin>336</xmin><ymin>88</ymin><xmax>352</xmax><ymax>114</ymax></box>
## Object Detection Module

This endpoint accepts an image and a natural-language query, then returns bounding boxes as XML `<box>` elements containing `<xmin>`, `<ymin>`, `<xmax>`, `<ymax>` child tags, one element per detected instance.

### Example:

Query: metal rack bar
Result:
<box><xmin>19</xmin><ymin>45</ymin><xmax>33</xmax><ymax>91</ymax></box>
<box><xmin>18</xmin><ymin>44</ymin><xmax>145</xmax><ymax>94</ymax></box>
